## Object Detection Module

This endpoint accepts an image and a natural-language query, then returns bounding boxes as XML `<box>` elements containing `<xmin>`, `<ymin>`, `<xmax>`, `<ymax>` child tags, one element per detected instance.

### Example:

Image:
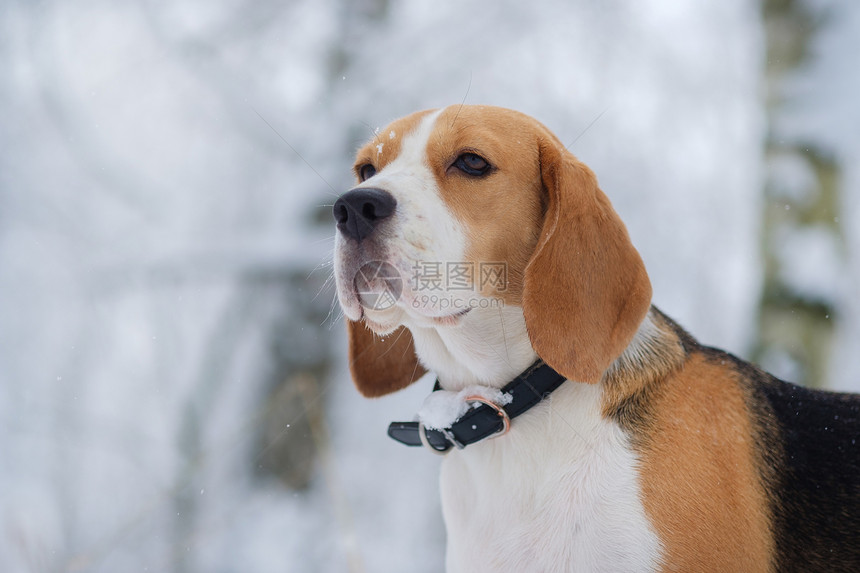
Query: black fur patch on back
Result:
<box><xmin>761</xmin><ymin>377</ymin><xmax>860</xmax><ymax>571</ymax></box>
<box><xmin>712</xmin><ymin>348</ymin><xmax>860</xmax><ymax>572</ymax></box>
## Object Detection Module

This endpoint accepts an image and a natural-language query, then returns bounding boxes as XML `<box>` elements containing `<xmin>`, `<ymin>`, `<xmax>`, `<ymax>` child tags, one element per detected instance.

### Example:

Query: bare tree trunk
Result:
<box><xmin>756</xmin><ymin>0</ymin><xmax>844</xmax><ymax>387</ymax></box>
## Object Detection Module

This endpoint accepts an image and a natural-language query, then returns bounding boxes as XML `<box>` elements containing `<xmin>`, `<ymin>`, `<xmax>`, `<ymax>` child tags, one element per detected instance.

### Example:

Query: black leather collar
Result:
<box><xmin>387</xmin><ymin>361</ymin><xmax>566</xmax><ymax>453</ymax></box>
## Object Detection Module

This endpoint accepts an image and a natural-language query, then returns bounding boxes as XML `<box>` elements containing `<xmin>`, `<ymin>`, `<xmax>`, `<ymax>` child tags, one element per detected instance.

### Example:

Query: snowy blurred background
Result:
<box><xmin>1</xmin><ymin>0</ymin><xmax>858</xmax><ymax>571</ymax></box>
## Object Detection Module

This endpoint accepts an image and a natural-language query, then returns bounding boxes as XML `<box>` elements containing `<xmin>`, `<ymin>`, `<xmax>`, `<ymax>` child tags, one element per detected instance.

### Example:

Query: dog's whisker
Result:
<box><xmin>307</xmin><ymin>256</ymin><xmax>334</xmax><ymax>280</ymax></box>
<box><xmin>449</xmin><ymin>72</ymin><xmax>473</xmax><ymax>128</ymax></box>
<box><xmin>253</xmin><ymin>108</ymin><xmax>340</xmax><ymax>198</ymax></box>
<box><xmin>323</xmin><ymin>296</ymin><xmax>343</xmax><ymax>329</ymax></box>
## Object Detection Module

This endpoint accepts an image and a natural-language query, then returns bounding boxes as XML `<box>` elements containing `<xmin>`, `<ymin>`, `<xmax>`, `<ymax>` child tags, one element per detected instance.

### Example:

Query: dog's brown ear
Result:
<box><xmin>346</xmin><ymin>320</ymin><xmax>426</xmax><ymax>397</ymax></box>
<box><xmin>522</xmin><ymin>139</ymin><xmax>652</xmax><ymax>383</ymax></box>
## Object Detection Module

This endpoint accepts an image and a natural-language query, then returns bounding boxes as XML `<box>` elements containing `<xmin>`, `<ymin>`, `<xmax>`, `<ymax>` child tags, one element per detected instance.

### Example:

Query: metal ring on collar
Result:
<box><xmin>464</xmin><ymin>395</ymin><xmax>511</xmax><ymax>438</ymax></box>
<box><xmin>418</xmin><ymin>421</ymin><xmax>450</xmax><ymax>455</ymax></box>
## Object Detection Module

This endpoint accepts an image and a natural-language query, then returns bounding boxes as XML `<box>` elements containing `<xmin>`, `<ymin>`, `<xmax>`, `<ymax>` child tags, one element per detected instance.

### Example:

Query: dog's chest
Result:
<box><xmin>438</xmin><ymin>383</ymin><xmax>662</xmax><ymax>573</ymax></box>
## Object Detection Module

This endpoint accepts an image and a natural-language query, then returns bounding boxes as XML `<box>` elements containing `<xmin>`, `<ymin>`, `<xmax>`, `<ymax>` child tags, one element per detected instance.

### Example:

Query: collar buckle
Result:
<box><xmin>418</xmin><ymin>421</ymin><xmax>457</xmax><ymax>455</ymax></box>
<box><xmin>418</xmin><ymin>396</ymin><xmax>511</xmax><ymax>454</ymax></box>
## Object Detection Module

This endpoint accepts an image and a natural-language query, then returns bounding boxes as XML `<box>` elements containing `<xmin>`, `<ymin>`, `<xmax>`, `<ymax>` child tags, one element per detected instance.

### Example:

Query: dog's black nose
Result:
<box><xmin>333</xmin><ymin>188</ymin><xmax>397</xmax><ymax>242</ymax></box>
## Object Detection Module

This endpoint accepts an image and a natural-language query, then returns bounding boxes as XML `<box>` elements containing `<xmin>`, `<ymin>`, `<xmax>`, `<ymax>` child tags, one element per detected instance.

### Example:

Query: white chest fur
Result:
<box><xmin>438</xmin><ymin>382</ymin><xmax>662</xmax><ymax>573</ymax></box>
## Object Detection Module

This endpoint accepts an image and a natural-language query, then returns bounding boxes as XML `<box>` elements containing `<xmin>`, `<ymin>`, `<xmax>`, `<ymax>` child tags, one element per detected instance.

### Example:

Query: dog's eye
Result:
<box><xmin>453</xmin><ymin>153</ymin><xmax>491</xmax><ymax>176</ymax></box>
<box><xmin>358</xmin><ymin>164</ymin><xmax>377</xmax><ymax>181</ymax></box>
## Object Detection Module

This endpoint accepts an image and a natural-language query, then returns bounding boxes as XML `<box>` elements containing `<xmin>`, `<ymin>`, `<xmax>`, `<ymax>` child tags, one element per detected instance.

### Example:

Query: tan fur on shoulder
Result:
<box><xmin>637</xmin><ymin>352</ymin><xmax>775</xmax><ymax>572</ymax></box>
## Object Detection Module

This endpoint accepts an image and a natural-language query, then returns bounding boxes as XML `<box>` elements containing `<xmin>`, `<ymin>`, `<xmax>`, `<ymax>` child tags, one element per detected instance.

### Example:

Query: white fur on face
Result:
<box><xmin>335</xmin><ymin>109</ymin><xmax>463</xmax><ymax>328</ymax></box>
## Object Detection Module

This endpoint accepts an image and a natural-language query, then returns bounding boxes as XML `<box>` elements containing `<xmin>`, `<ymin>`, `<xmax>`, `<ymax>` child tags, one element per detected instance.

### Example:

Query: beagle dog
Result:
<box><xmin>332</xmin><ymin>105</ymin><xmax>860</xmax><ymax>573</ymax></box>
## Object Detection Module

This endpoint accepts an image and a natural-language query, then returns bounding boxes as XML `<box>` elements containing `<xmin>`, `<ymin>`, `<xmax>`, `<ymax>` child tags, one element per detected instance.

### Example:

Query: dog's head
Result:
<box><xmin>333</xmin><ymin>106</ymin><xmax>651</xmax><ymax>396</ymax></box>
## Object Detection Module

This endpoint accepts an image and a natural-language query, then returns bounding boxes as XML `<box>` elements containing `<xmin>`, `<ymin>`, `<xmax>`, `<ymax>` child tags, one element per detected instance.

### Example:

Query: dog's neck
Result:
<box><xmin>405</xmin><ymin>305</ymin><xmax>538</xmax><ymax>391</ymax></box>
<box><xmin>405</xmin><ymin>306</ymin><xmax>686</xmax><ymax>397</ymax></box>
